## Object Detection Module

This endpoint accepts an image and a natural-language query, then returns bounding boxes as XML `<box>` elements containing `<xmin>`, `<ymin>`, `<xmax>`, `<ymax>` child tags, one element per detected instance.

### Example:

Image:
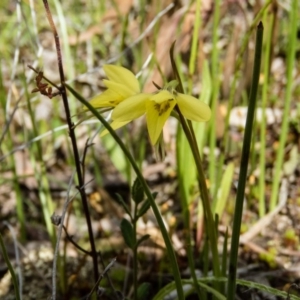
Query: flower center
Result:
<box><xmin>153</xmin><ymin>99</ymin><xmax>174</xmax><ymax>116</ymax></box>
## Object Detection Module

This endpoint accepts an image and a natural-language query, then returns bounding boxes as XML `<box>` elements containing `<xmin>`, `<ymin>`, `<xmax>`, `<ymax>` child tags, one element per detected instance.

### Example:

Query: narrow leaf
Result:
<box><xmin>115</xmin><ymin>193</ymin><xmax>132</xmax><ymax>219</ymax></box>
<box><xmin>137</xmin><ymin>199</ymin><xmax>151</xmax><ymax>218</ymax></box>
<box><xmin>132</xmin><ymin>177</ymin><xmax>144</xmax><ymax>204</ymax></box>
<box><xmin>136</xmin><ymin>234</ymin><xmax>150</xmax><ymax>248</ymax></box>
<box><xmin>120</xmin><ymin>218</ymin><xmax>135</xmax><ymax>249</ymax></box>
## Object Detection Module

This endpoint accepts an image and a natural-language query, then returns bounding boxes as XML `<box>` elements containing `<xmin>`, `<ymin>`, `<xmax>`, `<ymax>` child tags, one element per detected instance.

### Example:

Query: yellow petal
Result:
<box><xmin>150</xmin><ymin>90</ymin><xmax>175</xmax><ymax>103</ymax></box>
<box><xmin>103</xmin><ymin>80</ymin><xmax>136</xmax><ymax>98</ymax></box>
<box><xmin>146</xmin><ymin>97</ymin><xmax>176</xmax><ymax>144</ymax></box>
<box><xmin>112</xmin><ymin>93</ymin><xmax>149</xmax><ymax>122</ymax></box>
<box><xmin>103</xmin><ymin>65</ymin><xmax>140</xmax><ymax>94</ymax></box>
<box><xmin>89</xmin><ymin>89</ymin><xmax>123</xmax><ymax>108</ymax></box>
<box><xmin>176</xmin><ymin>93</ymin><xmax>211</xmax><ymax>122</ymax></box>
<box><xmin>100</xmin><ymin>120</ymin><xmax>130</xmax><ymax>137</ymax></box>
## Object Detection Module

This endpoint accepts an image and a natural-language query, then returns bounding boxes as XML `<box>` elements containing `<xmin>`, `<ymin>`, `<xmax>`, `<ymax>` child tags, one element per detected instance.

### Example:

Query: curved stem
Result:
<box><xmin>65</xmin><ymin>83</ymin><xmax>184</xmax><ymax>300</ymax></box>
<box><xmin>177</xmin><ymin>108</ymin><xmax>221</xmax><ymax>280</ymax></box>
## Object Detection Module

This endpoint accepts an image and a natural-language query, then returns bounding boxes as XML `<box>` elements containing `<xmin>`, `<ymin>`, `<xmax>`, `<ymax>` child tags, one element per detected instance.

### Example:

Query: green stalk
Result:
<box><xmin>227</xmin><ymin>22</ymin><xmax>263</xmax><ymax>299</ymax></box>
<box><xmin>180</xmin><ymin>114</ymin><xmax>221</xmax><ymax>279</ymax></box>
<box><xmin>269</xmin><ymin>0</ymin><xmax>298</xmax><ymax>210</ymax></box>
<box><xmin>133</xmin><ymin>203</ymin><xmax>138</xmax><ymax>300</ymax></box>
<box><xmin>187</xmin><ymin>0</ymin><xmax>201</xmax><ymax>93</ymax></box>
<box><xmin>176</xmin><ymin>3</ymin><xmax>204</xmax><ymax>295</ymax></box>
<box><xmin>170</xmin><ymin>42</ymin><xmax>220</xmax><ymax>293</ymax></box>
<box><xmin>65</xmin><ymin>83</ymin><xmax>185</xmax><ymax>300</ymax></box>
<box><xmin>209</xmin><ymin>0</ymin><xmax>221</xmax><ymax>197</ymax></box>
<box><xmin>176</xmin><ymin>126</ymin><xmax>204</xmax><ymax>298</ymax></box>
<box><xmin>259</xmin><ymin>9</ymin><xmax>274</xmax><ymax>217</ymax></box>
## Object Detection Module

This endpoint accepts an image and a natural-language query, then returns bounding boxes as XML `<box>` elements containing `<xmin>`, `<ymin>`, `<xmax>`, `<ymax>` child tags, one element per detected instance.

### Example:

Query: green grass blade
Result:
<box><xmin>259</xmin><ymin>7</ymin><xmax>275</xmax><ymax>217</ymax></box>
<box><xmin>227</xmin><ymin>22</ymin><xmax>263</xmax><ymax>299</ymax></box>
<box><xmin>269</xmin><ymin>0</ymin><xmax>298</xmax><ymax>210</ymax></box>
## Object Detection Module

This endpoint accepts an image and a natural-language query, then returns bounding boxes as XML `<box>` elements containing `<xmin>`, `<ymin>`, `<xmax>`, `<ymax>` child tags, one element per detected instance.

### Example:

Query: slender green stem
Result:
<box><xmin>269</xmin><ymin>0</ymin><xmax>298</xmax><ymax>210</ymax></box>
<box><xmin>177</xmin><ymin>110</ymin><xmax>221</xmax><ymax>279</ymax></box>
<box><xmin>227</xmin><ymin>22</ymin><xmax>263</xmax><ymax>299</ymax></box>
<box><xmin>187</xmin><ymin>0</ymin><xmax>201</xmax><ymax>93</ymax></box>
<box><xmin>209</xmin><ymin>0</ymin><xmax>221</xmax><ymax>197</ymax></box>
<box><xmin>259</xmin><ymin>8</ymin><xmax>274</xmax><ymax>217</ymax></box>
<box><xmin>65</xmin><ymin>83</ymin><xmax>185</xmax><ymax>300</ymax></box>
<box><xmin>133</xmin><ymin>204</ymin><xmax>138</xmax><ymax>300</ymax></box>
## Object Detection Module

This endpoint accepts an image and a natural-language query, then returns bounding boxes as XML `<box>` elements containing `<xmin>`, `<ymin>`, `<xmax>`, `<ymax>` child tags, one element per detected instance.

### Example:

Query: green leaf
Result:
<box><xmin>120</xmin><ymin>218</ymin><xmax>135</xmax><ymax>249</ymax></box>
<box><xmin>137</xmin><ymin>282</ymin><xmax>152</xmax><ymax>300</ymax></box>
<box><xmin>115</xmin><ymin>193</ymin><xmax>132</xmax><ymax>219</ymax></box>
<box><xmin>137</xmin><ymin>199</ymin><xmax>151</xmax><ymax>218</ymax></box>
<box><xmin>136</xmin><ymin>234</ymin><xmax>150</xmax><ymax>248</ymax></box>
<box><xmin>132</xmin><ymin>177</ymin><xmax>144</xmax><ymax>204</ymax></box>
<box><xmin>213</xmin><ymin>162</ymin><xmax>234</xmax><ymax>218</ymax></box>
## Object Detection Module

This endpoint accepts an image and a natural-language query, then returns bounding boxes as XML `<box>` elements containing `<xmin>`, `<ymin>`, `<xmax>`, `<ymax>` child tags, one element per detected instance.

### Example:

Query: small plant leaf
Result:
<box><xmin>137</xmin><ymin>282</ymin><xmax>152</xmax><ymax>300</ymax></box>
<box><xmin>137</xmin><ymin>199</ymin><xmax>151</xmax><ymax>218</ymax></box>
<box><xmin>132</xmin><ymin>177</ymin><xmax>144</xmax><ymax>204</ymax></box>
<box><xmin>136</xmin><ymin>234</ymin><xmax>150</xmax><ymax>248</ymax></box>
<box><xmin>115</xmin><ymin>193</ymin><xmax>132</xmax><ymax>219</ymax></box>
<box><xmin>120</xmin><ymin>218</ymin><xmax>135</xmax><ymax>249</ymax></box>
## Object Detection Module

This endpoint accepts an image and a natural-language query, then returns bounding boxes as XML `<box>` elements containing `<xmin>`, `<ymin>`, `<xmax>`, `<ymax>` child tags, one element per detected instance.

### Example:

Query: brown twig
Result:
<box><xmin>41</xmin><ymin>0</ymin><xmax>99</xmax><ymax>295</ymax></box>
<box><xmin>62</xmin><ymin>225</ymin><xmax>91</xmax><ymax>255</ymax></box>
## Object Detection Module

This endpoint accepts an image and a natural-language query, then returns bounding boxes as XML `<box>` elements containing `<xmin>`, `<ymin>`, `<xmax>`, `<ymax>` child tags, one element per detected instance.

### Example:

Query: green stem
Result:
<box><xmin>133</xmin><ymin>204</ymin><xmax>138</xmax><ymax>300</ymax></box>
<box><xmin>209</xmin><ymin>0</ymin><xmax>221</xmax><ymax>197</ymax></box>
<box><xmin>178</xmin><ymin>110</ymin><xmax>221</xmax><ymax>279</ymax></box>
<box><xmin>65</xmin><ymin>83</ymin><xmax>184</xmax><ymax>300</ymax></box>
<box><xmin>227</xmin><ymin>22</ymin><xmax>263</xmax><ymax>299</ymax></box>
<box><xmin>259</xmin><ymin>8</ymin><xmax>274</xmax><ymax>217</ymax></box>
<box><xmin>269</xmin><ymin>0</ymin><xmax>298</xmax><ymax>210</ymax></box>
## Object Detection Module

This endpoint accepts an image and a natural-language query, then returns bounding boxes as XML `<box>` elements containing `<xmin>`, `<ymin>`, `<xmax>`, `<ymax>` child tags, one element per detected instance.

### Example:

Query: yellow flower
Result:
<box><xmin>88</xmin><ymin>64</ymin><xmax>141</xmax><ymax>131</ymax></box>
<box><xmin>88</xmin><ymin>65</ymin><xmax>211</xmax><ymax>145</ymax></box>
<box><xmin>112</xmin><ymin>88</ymin><xmax>211</xmax><ymax>145</ymax></box>
<box><xmin>89</xmin><ymin>64</ymin><xmax>140</xmax><ymax>108</ymax></box>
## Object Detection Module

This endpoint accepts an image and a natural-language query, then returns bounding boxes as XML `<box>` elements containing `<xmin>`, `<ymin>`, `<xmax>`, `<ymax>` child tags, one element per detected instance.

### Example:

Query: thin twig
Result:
<box><xmin>51</xmin><ymin>175</ymin><xmax>76</xmax><ymax>299</ymax></box>
<box><xmin>41</xmin><ymin>0</ymin><xmax>99</xmax><ymax>297</ymax></box>
<box><xmin>85</xmin><ymin>258</ymin><xmax>117</xmax><ymax>300</ymax></box>
<box><xmin>62</xmin><ymin>225</ymin><xmax>91</xmax><ymax>256</ymax></box>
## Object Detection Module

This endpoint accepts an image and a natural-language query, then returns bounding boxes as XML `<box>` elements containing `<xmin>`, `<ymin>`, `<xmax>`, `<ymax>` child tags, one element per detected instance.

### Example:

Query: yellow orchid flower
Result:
<box><xmin>112</xmin><ymin>87</ymin><xmax>211</xmax><ymax>145</ymax></box>
<box><xmin>88</xmin><ymin>64</ymin><xmax>142</xmax><ymax>133</ymax></box>
<box><xmin>88</xmin><ymin>64</ymin><xmax>140</xmax><ymax>108</ymax></box>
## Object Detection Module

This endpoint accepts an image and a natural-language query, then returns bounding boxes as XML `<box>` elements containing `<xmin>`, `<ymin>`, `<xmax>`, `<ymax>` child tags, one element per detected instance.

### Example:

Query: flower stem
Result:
<box><xmin>65</xmin><ymin>83</ymin><xmax>185</xmax><ymax>300</ymax></box>
<box><xmin>177</xmin><ymin>108</ymin><xmax>221</xmax><ymax>280</ymax></box>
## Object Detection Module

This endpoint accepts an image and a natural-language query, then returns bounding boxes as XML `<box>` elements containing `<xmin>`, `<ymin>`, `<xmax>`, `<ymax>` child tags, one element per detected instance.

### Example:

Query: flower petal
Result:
<box><xmin>176</xmin><ymin>93</ymin><xmax>211</xmax><ymax>122</ymax></box>
<box><xmin>89</xmin><ymin>89</ymin><xmax>123</xmax><ymax>108</ymax></box>
<box><xmin>146</xmin><ymin>97</ymin><xmax>176</xmax><ymax>145</ymax></box>
<box><xmin>103</xmin><ymin>65</ymin><xmax>140</xmax><ymax>94</ymax></box>
<box><xmin>112</xmin><ymin>93</ymin><xmax>149</xmax><ymax>122</ymax></box>
<box><xmin>100</xmin><ymin>120</ymin><xmax>130</xmax><ymax>137</ymax></box>
<box><xmin>103</xmin><ymin>80</ymin><xmax>136</xmax><ymax>98</ymax></box>
<box><xmin>150</xmin><ymin>90</ymin><xmax>174</xmax><ymax>103</ymax></box>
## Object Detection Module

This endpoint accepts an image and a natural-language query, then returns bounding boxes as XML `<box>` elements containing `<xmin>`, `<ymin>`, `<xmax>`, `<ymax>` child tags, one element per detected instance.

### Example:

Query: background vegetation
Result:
<box><xmin>0</xmin><ymin>0</ymin><xmax>299</xmax><ymax>299</ymax></box>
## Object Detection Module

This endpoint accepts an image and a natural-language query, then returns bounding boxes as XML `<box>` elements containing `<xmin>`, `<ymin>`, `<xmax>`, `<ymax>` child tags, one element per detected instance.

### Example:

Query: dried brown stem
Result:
<box><xmin>42</xmin><ymin>0</ymin><xmax>99</xmax><ymax>292</ymax></box>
